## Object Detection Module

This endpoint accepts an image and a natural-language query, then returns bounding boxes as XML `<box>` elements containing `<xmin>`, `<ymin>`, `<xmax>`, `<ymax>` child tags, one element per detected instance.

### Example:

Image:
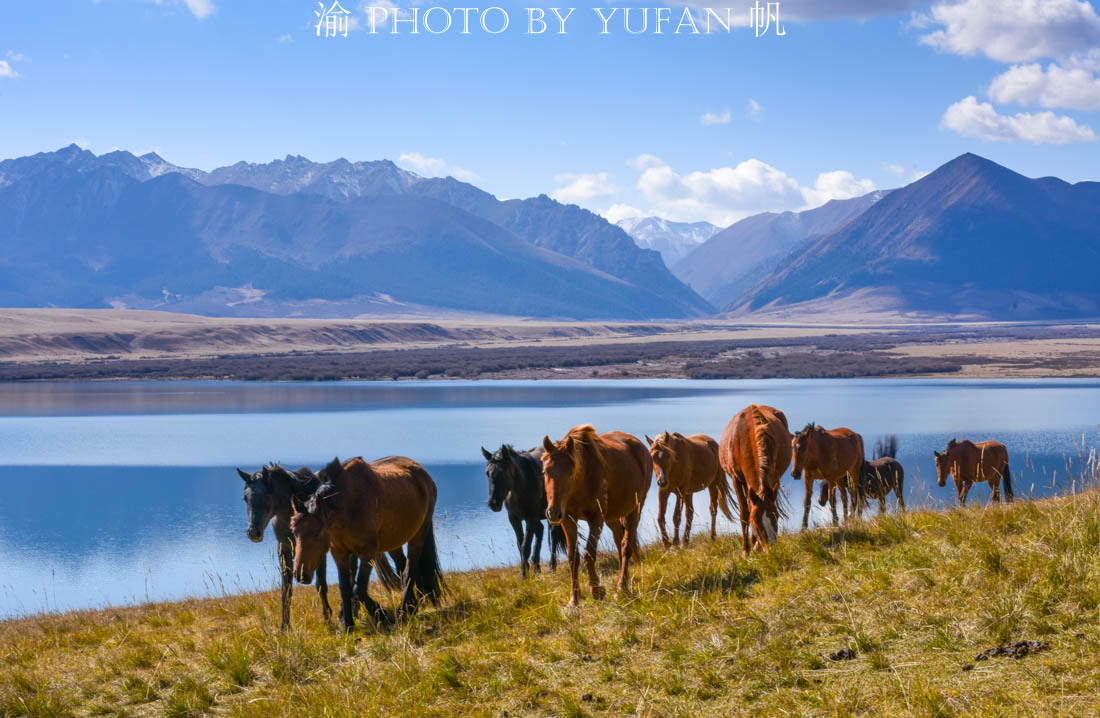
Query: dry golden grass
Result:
<box><xmin>3</xmin><ymin>490</ymin><xmax>1100</xmax><ymax>716</ymax></box>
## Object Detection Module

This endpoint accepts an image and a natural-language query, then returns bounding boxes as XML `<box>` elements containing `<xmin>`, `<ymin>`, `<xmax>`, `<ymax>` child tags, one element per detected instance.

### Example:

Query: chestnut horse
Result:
<box><xmin>857</xmin><ymin>435</ymin><xmax>906</xmax><ymax>514</ymax></box>
<box><xmin>791</xmin><ymin>423</ymin><xmax>865</xmax><ymax>529</ymax></box>
<box><xmin>645</xmin><ymin>432</ymin><xmax>734</xmax><ymax>546</ymax></box>
<box><xmin>718</xmin><ymin>404</ymin><xmax>792</xmax><ymax>556</ymax></box>
<box><xmin>934</xmin><ymin>438</ymin><xmax>1014</xmax><ymax>506</ymax></box>
<box><xmin>292</xmin><ymin>456</ymin><xmax>444</xmax><ymax>630</ymax></box>
<box><xmin>541</xmin><ymin>425</ymin><xmax>652</xmax><ymax>606</ymax></box>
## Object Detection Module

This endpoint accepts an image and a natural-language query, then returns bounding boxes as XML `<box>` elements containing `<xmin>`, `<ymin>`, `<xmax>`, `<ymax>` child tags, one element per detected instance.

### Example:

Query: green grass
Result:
<box><xmin>4</xmin><ymin>490</ymin><xmax>1100</xmax><ymax>716</ymax></box>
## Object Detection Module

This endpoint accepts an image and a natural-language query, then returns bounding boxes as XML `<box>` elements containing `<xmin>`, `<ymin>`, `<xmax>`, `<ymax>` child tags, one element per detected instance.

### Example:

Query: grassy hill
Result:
<box><xmin>3</xmin><ymin>490</ymin><xmax>1100</xmax><ymax>717</ymax></box>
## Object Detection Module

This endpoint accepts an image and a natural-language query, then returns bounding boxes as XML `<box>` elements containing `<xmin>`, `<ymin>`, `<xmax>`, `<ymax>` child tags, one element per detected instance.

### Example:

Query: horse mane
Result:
<box><xmin>565</xmin><ymin>424</ymin><xmax>607</xmax><ymax>480</ymax></box>
<box><xmin>798</xmin><ymin>421</ymin><xmax>815</xmax><ymax>437</ymax></box>
<box><xmin>750</xmin><ymin>406</ymin><xmax>772</xmax><ymax>479</ymax></box>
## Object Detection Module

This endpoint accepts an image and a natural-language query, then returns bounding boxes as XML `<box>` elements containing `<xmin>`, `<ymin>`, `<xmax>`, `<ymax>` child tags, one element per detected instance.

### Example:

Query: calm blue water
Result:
<box><xmin>1</xmin><ymin>378</ymin><xmax>1097</xmax><ymax>618</ymax></box>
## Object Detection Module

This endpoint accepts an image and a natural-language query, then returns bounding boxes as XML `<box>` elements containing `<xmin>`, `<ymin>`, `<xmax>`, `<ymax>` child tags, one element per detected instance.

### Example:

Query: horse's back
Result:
<box><xmin>362</xmin><ymin>456</ymin><xmax>437</xmax><ymax>519</ymax></box>
<box><xmin>720</xmin><ymin>404</ymin><xmax>790</xmax><ymax>483</ymax></box>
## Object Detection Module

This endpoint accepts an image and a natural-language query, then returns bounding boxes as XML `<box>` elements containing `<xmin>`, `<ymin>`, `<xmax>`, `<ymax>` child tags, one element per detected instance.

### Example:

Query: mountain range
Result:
<box><xmin>732</xmin><ymin>153</ymin><xmax>1100</xmax><ymax>319</ymax></box>
<box><xmin>2</xmin><ymin>147</ymin><xmax>1097</xmax><ymax>321</ymax></box>
<box><xmin>614</xmin><ymin>216</ymin><xmax>719</xmax><ymax>266</ymax></box>
<box><xmin>0</xmin><ymin>146</ymin><xmax>712</xmax><ymax>319</ymax></box>
<box><xmin>669</xmin><ymin>191</ymin><xmax>889</xmax><ymax>308</ymax></box>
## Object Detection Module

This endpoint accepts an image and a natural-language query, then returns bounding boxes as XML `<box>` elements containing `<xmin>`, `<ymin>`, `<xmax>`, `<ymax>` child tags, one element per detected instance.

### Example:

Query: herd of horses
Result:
<box><xmin>238</xmin><ymin>403</ymin><xmax>1015</xmax><ymax>631</ymax></box>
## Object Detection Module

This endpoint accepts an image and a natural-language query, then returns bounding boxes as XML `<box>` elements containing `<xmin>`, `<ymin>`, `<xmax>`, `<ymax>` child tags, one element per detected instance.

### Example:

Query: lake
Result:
<box><xmin>1</xmin><ymin>378</ymin><xmax>1098</xmax><ymax>618</ymax></box>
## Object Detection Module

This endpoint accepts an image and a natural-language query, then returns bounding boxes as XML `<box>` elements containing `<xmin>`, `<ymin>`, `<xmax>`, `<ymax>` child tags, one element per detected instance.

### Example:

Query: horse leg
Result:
<box><xmin>562</xmin><ymin>518</ymin><xmax>581</xmax><ymax>607</ymax></box>
<box><xmin>531</xmin><ymin>519</ymin><xmax>545</xmax><ymax>574</ymax></box>
<box><xmin>316</xmin><ymin>558</ymin><xmax>333</xmax><ymax>625</ymax></box>
<box><xmin>683</xmin><ymin>494</ymin><xmax>695</xmax><ymax>546</ymax></box>
<box><xmin>849</xmin><ymin>472</ymin><xmax>863</xmax><ymax>519</ymax></box>
<box><xmin>521</xmin><ymin>520</ymin><xmax>537</xmax><ymax>577</ymax></box>
<box><xmin>348</xmin><ymin>555</ymin><xmax>361</xmax><ymax>620</ymax></box>
<box><xmin>278</xmin><ymin>537</ymin><xmax>294</xmax><ymax>632</ymax></box>
<box><xmin>389</xmin><ymin>549</ymin><xmax>407</xmax><ymax>577</ymax></box>
<box><xmin>607</xmin><ymin>519</ymin><xmax>627</xmax><ymax>594</ymax></box>
<box><xmin>839</xmin><ymin>484</ymin><xmax>850</xmax><ymax>523</ymax></box>
<box><xmin>584</xmin><ymin>515</ymin><xmax>606</xmax><ymax>601</ymax></box>
<box><xmin>708</xmin><ymin>484</ymin><xmax>719</xmax><ymax>541</ymax></box>
<box><xmin>802</xmin><ymin>476</ymin><xmax>814</xmax><ymax>531</ymax></box>
<box><xmin>896</xmin><ymin>478</ymin><xmax>906</xmax><ymax>512</ymax></box>
<box><xmin>657</xmin><ymin>488</ymin><xmax>671</xmax><ymax>547</ymax></box>
<box><xmin>828</xmin><ymin>484</ymin><xmax>839</xmax><ymax>526</ymax></box>
<box><xmin>510</xmin><ymin>515</ymin><xmax>527</xmax><ymax>577</ymax></box>
<box><xmin>879</xmin><ymin>494</ymin><xmax>887</xmax><ymax>515</ymax></box>
<box><xmin>332</xmin><ymin>548</ymin><xmax>355</xmax><ymax>633</ymax></box>
<box><xmin>990</xmin><ymin>478</ymin><xmax>1001</xmax><ymax>505</ymax></box>
<box><xmin>960</xmin><ymin>481</ymin><xmax>972</xmax><ymax>507</ymax></box>
<box><xmin>733</xmin><ymin>472</ymin><xmax>752</xmax><ymax>557</ymax></box>
<box><xmin>672</xmin><ymin>493</ymin><xmax>683</xmax><ymax>546</ymax></box>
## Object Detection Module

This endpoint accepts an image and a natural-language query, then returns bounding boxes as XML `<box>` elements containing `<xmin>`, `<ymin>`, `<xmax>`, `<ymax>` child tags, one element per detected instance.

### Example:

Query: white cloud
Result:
<box><xmin>883</xmin><ymin>162</ymin><xmax>906</xmax><ymax>178</ymax></box>
<box><xmin>882</xmin><ymin>162</ymin><xmax>928</xmax><ymax>182</ymax></box>
<box><xmin>918</xmin><ymin>0</ymin><xmax>1100</xmax><ymax>62</ymax></box>
<box><xmin>627</xmin><ymin>154</ymin><xmax>665</xmax><ymax>171</ymax></box>
<box><xmin>988</xmin><ymin>58</ymin><xmax>1100</xmax><ymax>111</ymax></box>
<box><xmin>182</xmin><ymin>0</ymin><xmax>215</xmax><ymax>19</ymax></box>
<box><xmin>700</xmin><ymin>110</ymin><xmax>732</xmax><ymax>126</ymax></box>
<box><xmin>802</xmin><ymin>171</ymin><xmax>877</xmax><ymax>207</ymax></box>
<box><xmin>5</xmin><ymin>51</ymin><xmax>27</xmax><ymax>62</ymax></box>
<box><xmin>71</xmin><ymin>138</ymin><xmax>91</xmax><ymax>150</ymax></box>
<box><xmin>746</xmin><ymin>98</ymin><xmax>763</xmax><ymax>121</ymax></box>
<box><xmin>0</xmin><ymin>60</ymin><xmax>18</xmax><ymax>79</ymax></box>
<box><xmin>629</xmin><ymin>156</ymin><xmax>876</xmax><ymax>225</ymax></box>
<box><xmin>277</xmin><ymin>33</ymin><xmax>294</xmax><ymax>44</ymax></box>
<box><xmin>939</xmin><ymin>95</ymin><xmax>1096</xmax><ymax>143</ymax></box>
<box><xmin>551</xmin><ymin>172</ymin><xmax>619</xmax><ymax>204</ymax></box>
<box><xmin>601</xmin><ymin>203</ymin><xmax>645</xmax><ymax>224</ymax></box>
<box><xmin>397</xmin><ymin>152</ymin><xmax>479</xmax><ymax>182</ymax></box>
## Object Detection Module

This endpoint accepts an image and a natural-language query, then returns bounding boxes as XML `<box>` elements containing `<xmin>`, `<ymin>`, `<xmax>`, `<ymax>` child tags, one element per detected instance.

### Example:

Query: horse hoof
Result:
<box><xmin>591</xmin><ymin>586</ymin><xmax>606</xmax><ymax>601</ymax></box>
<box><xmin>532</xmin><ymin>564</ymin><xmax>542</xmax><ymax>574</ymax></box>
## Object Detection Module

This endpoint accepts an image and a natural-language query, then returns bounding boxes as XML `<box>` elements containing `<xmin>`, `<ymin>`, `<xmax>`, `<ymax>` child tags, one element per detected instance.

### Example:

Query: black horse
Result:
<box><xmin>238</xmin><ymin>464</ymin><xmax>403</xmax><ymax>630</ymax></box>
<box><xmin>859</xmin><ymin>436</ymin><xmax>905</xmax><ymax>514</ymax></box>
<box><xmin>481</xmin><ymin>445</ymin><xmax>566</xmax><ymax>577</ymax></box>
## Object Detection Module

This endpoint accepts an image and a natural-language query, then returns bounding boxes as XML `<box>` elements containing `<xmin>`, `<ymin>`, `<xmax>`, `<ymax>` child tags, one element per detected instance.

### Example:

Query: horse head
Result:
<box><xmin>790</xmin><ymin>423</ymin><xmax>818</xmax><ymax>480</ymax></box>
<box><xmin>238</xmin><ymin>466</ymin><xmax>277</xmax><ymax>543</ymax></box>
<box><xmin>933</xmin><ymin>445</ymin><xmax>952</xmax><ymax>487</ymax></box>
<box><xmin>647</xmin><ymin>432</ymin><xmax>676</xmax><ymax>488</ymax></box>
<box><xmin>290</xmin><ymin>487</ymin><xmax>332</xmax><ymax>586</ymax></box>
<box><xmin>482</xmin><ymin>445</ymin><xmax>516</xmax><ymax>512</ymax></box>
<box><xmin>541</xmin><ymin>434</ymin><xmax>578</xmax><ymax>525</ymax></box>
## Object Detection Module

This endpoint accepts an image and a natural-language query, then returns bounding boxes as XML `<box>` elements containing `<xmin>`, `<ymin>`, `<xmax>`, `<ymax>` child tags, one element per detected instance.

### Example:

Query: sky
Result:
<box><xmin>2</xmin><ymin>0</ymin><xmax>1100</xmax><ymax>226</ymax></box>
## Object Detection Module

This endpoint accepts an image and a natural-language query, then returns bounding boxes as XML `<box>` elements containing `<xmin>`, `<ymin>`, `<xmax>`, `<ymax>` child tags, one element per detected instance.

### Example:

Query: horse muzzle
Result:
<box><xmin>546</xmin><ymin>508</ymin><xmax>563</xmax><ymax>525</ymax></box>
<box><xmin>246</xmin><ymin>529</ymin><xmax>263</xmax><ymax>543</ymax></box>
<box><xmin>295</xmin><ymin>566</ymin><xmax>314</xmax><ymax>585</ymax></box>
<box><xmin>488</xmin><ymin>499</ymin><xmax>503</xmax><ymax>513</ymax></box>
<box><xmin>791</xmin><ymin>468</ymin><xmax>802</xmax><ymax>480</ymax></box>
<box><xmin>656</xmin><ymin>476</ymin><xmax>668</xmax><ymax>488</ymax></box>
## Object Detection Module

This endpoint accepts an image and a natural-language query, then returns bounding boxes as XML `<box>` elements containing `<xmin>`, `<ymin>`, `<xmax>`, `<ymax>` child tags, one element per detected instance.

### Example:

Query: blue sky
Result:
<box><xmin>3</xmin><ymin>0</ymin><xmax>1099</xmax><ymax>225</ymax></box>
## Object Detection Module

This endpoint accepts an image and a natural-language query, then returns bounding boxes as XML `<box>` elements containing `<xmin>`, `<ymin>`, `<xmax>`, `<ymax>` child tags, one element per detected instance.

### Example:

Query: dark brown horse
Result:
<box><xmin>934</xmin><ymin>438</ymin><xmax>1013</xmax><ymax>506</ymax></box>
<box><xmin>791</xmin><ymin>423</ymin><xmax>864</xmax><ymax>529</ymax></box>
<box><xmin>857</xmin><ymin>435</ymin><xmax>906</xmax><ymax>514</ymax></box>
<box><xmin>291</xmin><ymin>456</ymin><xmax>444</xmax><ymax>630</ymax></box>
<box><xmin>718</xmin><ymin>404</ymin><xmax>792</xmax><ymax>556</ymax></box>
<box><xmin>645</xmin><ymin>432</ymin><xmax>733</xmax><ymax>546</ymax></box>
<box><xmin>541</xmin><ymin>425</ymin><xmax>652</xmax><ymax>606</ymax></box>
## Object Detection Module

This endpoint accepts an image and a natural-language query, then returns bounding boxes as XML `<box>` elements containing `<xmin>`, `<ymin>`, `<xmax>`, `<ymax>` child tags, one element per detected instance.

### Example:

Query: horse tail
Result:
<box><xmin>371</xmin><ymin>553</ymin><xmax>402</xmax><ymax>592</ymax></box>
<box><xmin>1002</xmin><ymin>463</ymin><xmax>1014</xmax><ymax>502</ymax></box>
<box><xmin>749</xmin><ymin>406</ymin><xmax>770</xmax><ymax>489</ymax></box>
<box><xmin>817</xmin><ymin>479</ymin><xmax>830</xmax><ymax>506</ymax></box>
<box><xmin>549</xmin><ymin>523</ymin><xmax>568</xmax><ymax>559</ymax></box>
<box><xmin>875</xmin><ymin>435</ymin><xmax>898</xmax><ymax>461</ymax></box>
<box><xmin>410</xmin><ymin>520</ymin><xmax>446</xmax><ymax>606</ymax></box>
<box><xmin>714</xmin><ymin>469</ymin><xmax>736</xmax><ymax>522</ymax></box>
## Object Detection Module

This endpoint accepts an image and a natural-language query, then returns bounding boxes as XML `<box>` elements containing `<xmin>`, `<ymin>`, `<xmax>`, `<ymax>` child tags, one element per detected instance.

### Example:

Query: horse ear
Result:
<box><xmin>565</xmin><ymin>436</ymin><xmax>575</xmax><ymax>453</ymax></box>
<box><xmin>543</xmin><ymin>435</ymin><xmax>555</xmax><ymax>453</ymax></box>
<box><xmin>237</xmin><ymin>468</ymin><xmax>250</xmax><ymax>482</ymax></box>
<box><xmin>645</xmin><ymin>435</ymin><xmax>654</xmax><ymax>446</ymax></box>
<box><xmin>481</xmin><ymin>446</ymin><xmax>493</xmax><ymax>461</ymax></box>
<box><xmin>933</xmin><ymin>450</ymin><xmax>943</xmax><ymax>458</ymax></box>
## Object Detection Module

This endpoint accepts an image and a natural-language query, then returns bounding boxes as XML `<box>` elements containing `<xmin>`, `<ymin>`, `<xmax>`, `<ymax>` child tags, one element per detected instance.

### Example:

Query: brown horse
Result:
<box><xmin>645</xmin><ymin>432</ymin><xmax>733</xmax><ymax>546</ymax></box>
<box><xmin>857</xmin><ymin>435</ymin><xmax>906</xmax><ymax>514</ymax></box>
<box><xmin>541</xmin><ymin>425</ymin><xmax>651</xmax><ymax>606</ymax></box>
<box><xmin>792</xmin><ymin>423</ymin><xmax>865</xmax><ymax>529</ymax></box>
<box><xmin>718</xmin><ymin>404</ymin><xmax>792</xmax><ymax>556</ymax></box>
<box><xmin>934</xmin><ymin>438</ymin><xmax>1014</xmax><ymax>506</ymax></box>
<box><xmin>291</xmin><ymin>456</ymin><xmax>444</xmax><ymax>630</ymax></box>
